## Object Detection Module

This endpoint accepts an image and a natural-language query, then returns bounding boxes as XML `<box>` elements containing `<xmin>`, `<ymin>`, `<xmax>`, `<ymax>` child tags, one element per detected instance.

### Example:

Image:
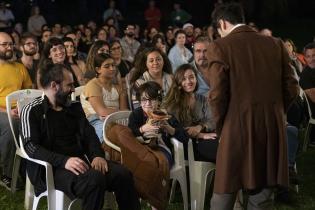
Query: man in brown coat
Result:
<box><xmin>206</xmin><ymin>3</ymin><xmax>299</xmax><ymax>210</ymax></box>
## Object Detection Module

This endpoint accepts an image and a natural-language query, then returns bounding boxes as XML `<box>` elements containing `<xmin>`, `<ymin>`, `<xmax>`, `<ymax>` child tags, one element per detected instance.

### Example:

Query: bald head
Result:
<box><xmin>0</xmin><ymin>32</ymin><xmax>14</xmax><ymax>61</ymax></box>
<box><xmin>0</xmin><ymin>32</ymin><xmax>12</xmax><ymax>41</ymax></box>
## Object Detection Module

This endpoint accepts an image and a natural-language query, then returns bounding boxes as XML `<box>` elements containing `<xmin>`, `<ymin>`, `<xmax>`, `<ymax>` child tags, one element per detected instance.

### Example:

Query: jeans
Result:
<box><xmin>0</xmin><ymin>112</ymin><xmax>17</xmax><ymax>177</ymax></box>
<box><xmin>87</xmin><ymin>114</ymin><xmax>104</xmax><ymax>143</ymax></box>
<box><xmin>286</xmin><ymin>125</ymin><xmax>299</xmax><ymax>167</ymax></box>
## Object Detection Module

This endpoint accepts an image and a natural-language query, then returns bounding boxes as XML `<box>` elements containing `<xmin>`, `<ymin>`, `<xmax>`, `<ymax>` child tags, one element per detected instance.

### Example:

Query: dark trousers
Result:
<box><xmin>193</xmin><ymin>138</ymin><xmax>219</xmax><ymax>162</ymax></box>
<box><xmin>54</xmin><ymin>161</ymin><xmax>140</xmax><ymax>210</ymax></box>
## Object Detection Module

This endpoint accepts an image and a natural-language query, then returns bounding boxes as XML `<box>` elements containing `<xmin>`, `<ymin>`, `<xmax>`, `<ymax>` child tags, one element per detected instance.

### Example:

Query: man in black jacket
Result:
<box><xmin>20</xmin><ymin>64</ymin><xmax>140</xmax><ymax>210</ymax></box>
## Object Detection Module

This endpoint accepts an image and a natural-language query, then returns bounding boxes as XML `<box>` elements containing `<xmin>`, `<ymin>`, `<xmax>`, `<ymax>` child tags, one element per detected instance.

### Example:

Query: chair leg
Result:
<box><xmin>303</xmin><ymin>123</ymin><xmax>311</xmax><ymax>152</ymax></box>
<box><xmin>11</xmin><ymin>153</ymin><xmax>21</xmax><ymax>193</ymax></box>
<box><xmin>169</xmin><ymin>179</ymin><xmax>177</xmax><ymax>203</ymax></box>
<box><xmin>177</xmin><ymin>171</ymin><xmax>189</xmax><ymax>210</ymax></box>
<box><xmin>25</xmin><ymin>175</ymin><xmax>34</xmax><ymax>210</ymax></box>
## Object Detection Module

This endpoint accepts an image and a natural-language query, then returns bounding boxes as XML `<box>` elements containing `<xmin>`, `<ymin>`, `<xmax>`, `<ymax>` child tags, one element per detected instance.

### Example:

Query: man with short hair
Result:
<box><xmin>0</xmin><ymin>32</ymin><xmax>32</xmax><ymax>190</ymax></box>
<box><xmin>206</xmin><ymin>3</ymin><xmax>298</xmax><ymax>210</ymax></box>
<box><xmin>20</xmin><ymin>64</ymin><xmax>140</xmax><ymax>210</ymax></box>
<box><xmin>120</xmin><ymin>24</ymin><xmax>140</xmax><ymax>63</ymax></box>
<box><xmin>18</xmin><ymin>34</ymin><xmax>39</xmax><ymax>86</ymax></box>
<box><xmin>190</xmin><ymin>36</ymin><xmax>211</xmax><ymax>97</ymax></box>
<box><xmin>299</xmin><ymin>42</ymin><xmax>315</xmax><ymax>146</ymax></box>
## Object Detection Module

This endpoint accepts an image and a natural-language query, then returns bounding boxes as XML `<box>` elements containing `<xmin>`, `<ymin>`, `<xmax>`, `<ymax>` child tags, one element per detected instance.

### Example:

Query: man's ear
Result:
<box><xmin>218</xmin><ymin>19</ymin><xmax>226</xmax><ymax>30</ymax></box>
<box><xmin>50</xmin><ymin>81</ymin><xmax>58</xmax><ymax>91</ymax></box>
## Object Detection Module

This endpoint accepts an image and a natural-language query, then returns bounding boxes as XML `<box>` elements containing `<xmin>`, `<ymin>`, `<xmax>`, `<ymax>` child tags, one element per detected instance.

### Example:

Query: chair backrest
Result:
<box><xmin>170</xmin><ymin>137</ymin><xmax>186</xmax><ymax>167</ymax></box>
<box><xmin>6</xmin><ymin>89</ymin><xmax>43</xmax><ymax>149</ymax></box>
<box><xmin>71</xmin><ymin>85</ymin><xmax>85</xmax><ymax>101</ymax></box>
<box><xmin>103</xmin><ymin>111</ymin><xmax>131</xmax><ymax>152</ymax></box>
<box><xmin>125</xmin><ymin>72</ymin><xmax>134</xmax><ymax>110</ymax></box>
<box><xmin>301</xmin><ymin>89</ymin><xmax>313</xmax><ymax>120</ymax></box>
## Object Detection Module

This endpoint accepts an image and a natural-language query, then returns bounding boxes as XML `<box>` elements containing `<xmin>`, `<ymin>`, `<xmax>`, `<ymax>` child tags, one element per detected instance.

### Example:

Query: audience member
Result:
<box><xmin>51</xmin><ymin>23</ymin><xmax>63</xmax><ymax>38</ymax></box>
<box><xmin>96</xmin><ymin>27</ymin><xmax>108</xmax><ymax>42</ymax></box>
<box><xmin>165</xmin><ymin>27</ymin><xmax>175</xmax><ymax>50</ymax></box>
<box><xmin>38</xmin><ymin>37</ymin><xmax>80</xmax><ymax>88</ymax></box>
<box><xmin>0</xmin><ymin>32</ymin><xmax>32</xmax><ymax>189</ymax></box>
<box><xmin>284</xmin><ymin>38</ymin><xmax>303</xmax><ymax>78</ymax></box>
<box><xmin>120</xmin><ymin>24</ymin><xmax>140</xmax><ymax>63</ymax></box>
<box><xmin>27</xmin><ymin>6</ymin><xmax>46</xmax><ymax>37</ymax></box>
<box><xmin>108</xmin><ymin>25</ymin><xmax>119</xmax><ymax>42</ymax></box>
<box><xmin>170</xmin><ymin>2</ymin><xmax>191</xmax><ymax>27</ymax></box>
<box><xmin>84</xmin><ymin>40</ymin><xmax>114</xmax><ymax>81</ymax></box>
<box><xmin>207</xmin><ymin>3</ymin><xmax>298</xmax><ymax>210</ymax></box>
<box><xmin>299</xmin><ymin>42</ymin><xmax>315</xmax><ymax>147</ymax></box>
<box><xmin>130</xmin><ymin>47</ymin><xmax>173</xmax><ymax>109</ymax></box>
<box><xmin>18</xmin><ymin>34</ymin><xmax>39</xmax><ymax>86</ymax></box>
<box><xmin>81</xmin><ymin>27</ymin><xmax>94</xmax><ymax>53</ymax></box>
<box><xmin>144</xmin><ymin>0</ymin><xmax>161</xmax><ymax>30</ymax></box>
<box><xmin>183</xmin><ymin>23</ymin><xmax>194</xmax><ymax>51</ymax></box>
<box><xmin>109</xmin><ymin>39</ymin><xmax>131</xmax><ymax>89</ymax></box>
<box><xmin>168</xmin><ymin>29</ymin><xmax>192</xmax><ymax>72</ymax></box>
<box><xmin>63</xmin><ymin>37</ymin><xmax>86</xmax><ymax>85</ymax></box>
<box><xmin>129</xmin><ymin>81</ymin><xmax>187</xmax><ymax>168</ymax></box>
<box><xmin>163</xmin><ymin>64</ymin><xmax>218</xmax><ymax>161</ymax></box>
<box><xmin>103</xmin><ymin>0</ymin><xmax>123</xmax><ymax>31</ymax></box>
<box><xmin>0</xmin><ymin>1</ymin><xmax>14</xmax><ymax>29</ymax></box>
<box><xmin>151</xmin><ymin>33</ymin><xmax>167</xmax><ymax>54</ymax></box>
<box><xmin>81</xmin><ymin>53</ymin><xmax>128</xmax><ymax>142</ymax></box>
<box><xmin>20</xmin><ymin>63</ymin><xmax>140</xmax><ymax>210</ymax></box>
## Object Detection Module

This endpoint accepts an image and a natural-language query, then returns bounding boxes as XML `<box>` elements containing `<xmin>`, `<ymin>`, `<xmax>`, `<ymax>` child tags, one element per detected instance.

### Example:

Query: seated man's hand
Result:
<box><xmin>11</xmin><ymin>108</ymin><xmax>19</xmax><ymax>119</ymax></box>
<box><xmin>65</xmin><ymin>157</ymin><xmax>89</xmax><ymax>175</ymax></box>
<box><xmin>91</xmin><ymin>157</ymin><xmax>108</xmax><ymax>174</ymax></box>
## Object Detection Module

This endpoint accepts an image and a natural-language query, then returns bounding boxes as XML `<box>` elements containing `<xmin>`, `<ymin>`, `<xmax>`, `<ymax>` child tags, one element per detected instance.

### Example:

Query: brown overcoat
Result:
<box><xmin>206</xmin><ymin>25</ymin><xmax>299</xmax><ymax>193</ymax></box>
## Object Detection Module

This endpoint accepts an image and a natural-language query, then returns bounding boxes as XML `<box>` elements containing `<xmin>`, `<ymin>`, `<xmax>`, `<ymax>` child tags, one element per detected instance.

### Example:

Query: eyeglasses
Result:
<box><xmin>140</xmin><ymin>98</ymin><xmax>157</xmax><ymax>104</ymax></box>
<box><xmin>0</xmin><ymin>42</ymin><xmax>15</xmax><ymax>48</ymax></box>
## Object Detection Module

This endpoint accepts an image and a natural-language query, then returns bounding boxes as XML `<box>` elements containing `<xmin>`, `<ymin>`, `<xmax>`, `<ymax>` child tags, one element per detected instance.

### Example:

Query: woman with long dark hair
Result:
<box><xmin>163</xmin><ymin>64</ymin><xmax>218</xmax><ymax>162</ymax></box>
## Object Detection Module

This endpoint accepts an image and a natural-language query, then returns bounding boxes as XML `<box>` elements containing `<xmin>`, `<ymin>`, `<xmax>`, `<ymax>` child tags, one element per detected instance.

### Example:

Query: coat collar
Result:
<box><xmin>228</xmin><ymin>25</ymin><xmax>256</xmax><ymax>36</ymax></box>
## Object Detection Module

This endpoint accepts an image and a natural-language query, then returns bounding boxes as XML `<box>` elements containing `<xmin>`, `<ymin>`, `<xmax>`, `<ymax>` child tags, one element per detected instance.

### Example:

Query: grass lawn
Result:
<box><xmin>1</xmin><ymin>147</ymin><xmax>314</xmax><ymax>210</ymax></box>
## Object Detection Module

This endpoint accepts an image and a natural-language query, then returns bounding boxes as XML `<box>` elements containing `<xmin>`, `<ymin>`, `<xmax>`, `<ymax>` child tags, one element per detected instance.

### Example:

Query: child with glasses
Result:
<box><xmin>128</xmin><ymin>81</ymin><xmax>188</xmax><ymax>168</ymax></box>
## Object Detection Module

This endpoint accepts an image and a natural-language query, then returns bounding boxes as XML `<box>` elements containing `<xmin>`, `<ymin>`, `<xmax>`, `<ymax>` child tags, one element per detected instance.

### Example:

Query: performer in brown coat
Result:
<box><xmin>206</xmin><ymin>3</ymin><xmax>299</xmax><ymax>210</ymax></box>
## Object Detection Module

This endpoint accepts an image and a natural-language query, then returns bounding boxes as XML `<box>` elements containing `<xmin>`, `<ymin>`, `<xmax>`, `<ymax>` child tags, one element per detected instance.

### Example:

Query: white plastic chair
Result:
<box><xmin>6</xmin><ymin>89</ymin><xmax>78</xmax><ymax>210</ymax></box>
<box><xmin>188</xmin><ymin>139</ymin><xmax>216</xmax><ymax>210</ymax></box>
<box><xmin>103</xmin><ymin>111</ymin><xmax>188</xmax><ymax>210</ymax></box>
<box><xmin>6</xmin><ymin>89</ymin><xmax>43</xmax><ymax>193</ymax></box>
<box><xmin>301</xmin><ymin>90</ymin><xmax>315</xmax><ymax>152</ymax></box>
<box><xmin>169</xmin><ymin>137</ymin><xmax>189</xmax><ymax>210</ymax></box>
<box><xmin>71</xmin><ymin>85</ymin><xmax>85</xmax><ymax>101</ymax></box>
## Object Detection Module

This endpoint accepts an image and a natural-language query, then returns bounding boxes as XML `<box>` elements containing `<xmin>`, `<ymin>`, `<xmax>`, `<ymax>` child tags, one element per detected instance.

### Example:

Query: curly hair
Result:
<box><xmin>130</xmin><ymin>47</ymin><xmax>172</xmax><ymax>85</ymax></box>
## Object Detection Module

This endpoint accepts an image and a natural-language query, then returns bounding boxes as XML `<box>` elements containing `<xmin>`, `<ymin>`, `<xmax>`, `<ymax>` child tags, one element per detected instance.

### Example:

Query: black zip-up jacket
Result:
<box><xmin>20</xmin><ymin>95</ymin><xmax>104</xmax><ymax>195</ymax></box>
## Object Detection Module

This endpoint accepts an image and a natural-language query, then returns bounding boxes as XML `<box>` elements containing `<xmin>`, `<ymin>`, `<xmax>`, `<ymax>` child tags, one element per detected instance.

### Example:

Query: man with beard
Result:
<box><xmin>120</xmin><ymin>24</ymin><xmax>140</xmax><ymax>63</ymax></box>
<box><xmin>20</xmin><ymin>64</ymin><xmax>141</xmax><ymax>210</ymax></box>
<box><xmin>183</xmin><ymin>23</ymin><xmax>194</xmax><ymax>52</ymax></box>
<box><xmin>190</xmin><ymin>36</ymin><xmax>211</xmax><ymax>97</ymax></box>
<box><xmin>18</xmin><ymin>34</ymin><xmax>39</xmax><ymax>87</ymax></box>
<box><xmin>0</xmin><ymin>32</ymin><xmax>32</xmax><ymax>190</ymax></box>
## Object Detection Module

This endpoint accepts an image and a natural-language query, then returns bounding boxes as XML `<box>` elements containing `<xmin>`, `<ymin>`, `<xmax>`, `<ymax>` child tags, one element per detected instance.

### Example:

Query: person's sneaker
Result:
<box><xmin>0</xmin><ymin>175</ymin><xmax>12</xmax><ymax>190</ymax></box>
